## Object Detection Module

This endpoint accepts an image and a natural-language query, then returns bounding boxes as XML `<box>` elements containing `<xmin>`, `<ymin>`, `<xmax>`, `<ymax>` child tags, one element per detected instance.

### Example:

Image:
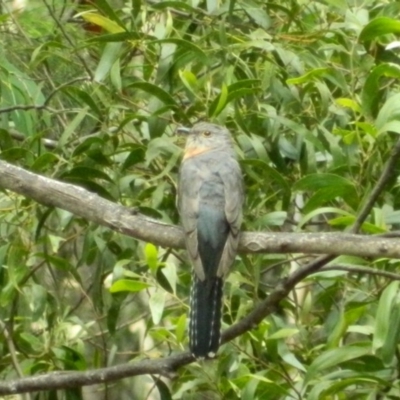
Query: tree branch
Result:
<box><xmin>0</xmin><ymin>353</ymin><xmax>192</xmax><ymax>395</ymax></box>
<box><xmin>1</xmin><ymin>159</ymin><xmax>400</xmax><ymax>259</ymax></box>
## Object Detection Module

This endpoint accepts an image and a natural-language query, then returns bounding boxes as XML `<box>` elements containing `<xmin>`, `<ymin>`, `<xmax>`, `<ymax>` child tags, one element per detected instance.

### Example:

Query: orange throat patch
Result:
<box><xmin>183</xmin><ymin>146</ymin><xmax>211</xmax><ymax>160</ymax></box>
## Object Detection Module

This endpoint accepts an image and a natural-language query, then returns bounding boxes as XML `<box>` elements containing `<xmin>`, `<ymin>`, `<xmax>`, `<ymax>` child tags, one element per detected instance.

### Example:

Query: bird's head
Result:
<box><xmin>178</xmin><ymin>122</ymin><xmax>234</xmax><ymax>160</ymax></box>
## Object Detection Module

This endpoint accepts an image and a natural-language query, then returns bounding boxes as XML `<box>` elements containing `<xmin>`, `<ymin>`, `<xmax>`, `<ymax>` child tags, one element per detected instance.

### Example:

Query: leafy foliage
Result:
<box><xmin>1</xmin><ymin>0</ymin><xmax>400</xmax><ymax>398</ymax></box>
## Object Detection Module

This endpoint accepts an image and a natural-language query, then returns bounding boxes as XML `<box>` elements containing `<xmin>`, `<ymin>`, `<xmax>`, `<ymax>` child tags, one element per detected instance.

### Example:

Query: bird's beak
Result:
<box><xmin>176</xmin><ymin>126</ymin><xmax>190</xmax><ymax>135</ymax></box>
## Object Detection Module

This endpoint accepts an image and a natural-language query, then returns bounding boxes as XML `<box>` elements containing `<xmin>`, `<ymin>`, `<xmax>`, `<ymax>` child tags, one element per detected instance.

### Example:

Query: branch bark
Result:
<box><xmin>1</xmin><ymin>159</ymin><xmax>400</xmax><ymax>259</ymax></box>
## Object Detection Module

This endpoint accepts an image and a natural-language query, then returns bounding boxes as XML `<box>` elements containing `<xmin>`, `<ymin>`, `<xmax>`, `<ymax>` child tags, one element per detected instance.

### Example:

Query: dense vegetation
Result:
<box><xmin>2</xmin><ymin>0</ymin><xmax>400</xmax><ymax>398</ymax></box>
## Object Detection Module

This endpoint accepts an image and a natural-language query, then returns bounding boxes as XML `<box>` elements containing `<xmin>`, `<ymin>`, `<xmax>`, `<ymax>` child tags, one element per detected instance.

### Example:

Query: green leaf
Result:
<box><xmin>122</xmin><ymin>146</ymin><xmax>146</xmax><ymax>170</ymax></box>
<box><xmin>245</xmin><ymin>374</ymin><xmax>273</xmax><ymax>384</ymax></box>
<box><xmin>178</xmin><ymin>69</ymin><xmax>199</xmax><ymax>97</ymax></box>
<box><xmin>362</xmin><ymin>63</ymin><xmax>400</xmax><ymax>117</ymax></box>
<box><xmin>160</xmin><ymin>262</ymin><xmax>177</xmax><ymax>294</ymax></box>
<box><xmin>58</xmin><ymin>346</ymin><xmax>87</xmax><ymax>371</ymax></box>
<box><xmin>359</xmin><ymin>17</ymin><xmax>400</xmax><ymax>42</ymax></box>
<box><xmin>381</xmin><ymin>296</ymin><xmax>400</xmax><ymax>366</ymax></box>
<box><xmin>257</xmin><ymin>211</ymin><xmax>287</xmax><ymax>227</ymax></box>
<box><xmin>0</xmin><ymin>148</ymin><xmax>31</xmax><ymax>162</ymax></box>
<box><xmin>335</xmin><ymin>98</ymin><xmax>361</xmax><ymax>113</ymax></box>
<box><xmin>294</xmin><ymin>173</ymin><xmax>359</xmax><ymax>210</ymax></box>
<box><xmin>228</xmin><ymin>79</ymin><xmax>260</xmax><ymax>92</ymax></box>
<box><xmin>94</xmin><ymin>42</ymin><xmax>122</xmax><ymax>82</ymax></box>
<box><xmin>328</xmin><ymin>216</ymin><xmax>386</xmax><ymax>234</ymax></box>
<box><xmin>243</xmin><ymin>6</ymin><xmax>271</xmax><ymax>29</ymax></box>
<box><xmin>154</xmin><ymin>378</ymin><xmax>172</xmax><ymax>400</ymax></box>
<box><xmin>19</xmin><ymin>332</ymin><xmax>44</xmax><ymax>353</ymax></box>
<box><xmin>145</xmin><ymin>243</ymin><xmax>159</xmax><ymax>273</ymax></box>
<box><xmin>294</xmin><ymin>173</ymin><xmax>355</xmax><ymax>192</ymax></box>
<box><xmin>126</xmin><ymin>81</ymin><xmax>177</xmax><ymax>106</ymax></box>
<box><xmin>209</xmin><ymin>84</ymin><xmax>228</xmax><ymax>117</ymax></box>
<box><xmin>267</xmin><ymin>328</ymin><xmax>299</xmax><ymax>340</ymax></box>
<box><xmin>109</xmin><ymin>279</ymin><xmax>150</xmax><ymax>293</ymax></box>
<box><xmin>286</xmin><ymin>68</ymin><xmax>330</xmax><ymax>85</ymax></box>
<box><xmin>298</xmin><ymin>207</ymin><xmax>353</xmax><ymax>229</ymax></box>
<box><xmin>318</xmin><ymin>376</ymin><xmax>389</xmax><ymax>399</ymax></box>
<box><xmin>72</xmin><ymin>137</ymin><xmax>104</xmax><ymax>157</ymax></box>
<box><xmin>303</xmin><ymin>187</ymin><xmax>357</xmax><ymax>213</ymax></box>
<box><xmin>150</xmin><ymin>1</ymin><xmax>199</xmax><ymax>13</ymax></box>
<box><xmin>376</xmin><ymin>93</ymin><xmax>400</xmax><ymax>134</ymax></box>
<box><xmin>306</xmin><ymin>346</ymin><xmax>370</xmax><ymax>382</ymax></box>
<box><xmin>277</xmin><ymin>341</ymin><xmax>306</xmax><ymax>372</ymax></box>
<box><xmin>373</xmin><ymin>281</ymin><xmax>400</xmax><ymax>351</ymax></box>
<box><xmin>86</xmin><ymin>32</ymin><xmax>142</xmax><ymax>43</ymax></box>
<box><xmin>30</xmin><ymin>152</ymin><xmax>59</xmax><ymax>172</ymax></box>
<box><xmin>107</xmin><ymin>294</ymin><xmax>124</xmax><ymax>334</ymax></box>
<box><xmin>149</xmin><ymin>290</ymin><xmax>166</xmax><ymax>324</ymax></box>
<box><xmin>64</xmin><ymin>87</ymin><xmax>102</xmax><ymax>116</ymax></box>
<box><xmin>377</xmin><ymin>120</ymin><xmax>400</xmax><ymax>135</ymax></box>
<box><xmin>80</xmin><ymin>13</ymin><xmax>125</xmax><ymax>34</ymax></box>
<box><xmin>175</xmin><ymin>313</ymin><xmax>187</xmax><ymax>344</ymax></box>
<box><xmin>152</xmin><ymin>38</ymin><xmax>207</xmax><ymax>60</ymax></box>
<box><xmin>209</xmin><ymin>80</ymin><xmax>261</xmax><ymax>115</ymax></box>
<box><xmin>90</xmin><ymin>0</ymin><xmax>126</xmax><ymax>29</ymax></box>
<box><xmin>58</xmin><ymin>108</ymin><xmax>89</xmax><ymax>146</ymax></box>
<box><xmin>60</xmin><ymin>167</ymin><xmax>113</xmax><ymax>183</ymax></box>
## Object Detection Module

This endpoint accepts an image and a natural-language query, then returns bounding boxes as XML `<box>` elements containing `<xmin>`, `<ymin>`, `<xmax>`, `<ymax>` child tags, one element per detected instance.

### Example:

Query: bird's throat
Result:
<box><xmin>183</xmin><ymin>146</ymin><xmax>212</xmax><ymax>160</ymax></box>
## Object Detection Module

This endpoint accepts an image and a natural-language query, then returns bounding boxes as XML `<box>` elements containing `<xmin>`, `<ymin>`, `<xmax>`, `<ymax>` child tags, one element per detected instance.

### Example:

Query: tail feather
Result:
<box><xmin>189</xmin><ymin>275</ymin><xmax>223</xmax><ymax>359</ymax></box>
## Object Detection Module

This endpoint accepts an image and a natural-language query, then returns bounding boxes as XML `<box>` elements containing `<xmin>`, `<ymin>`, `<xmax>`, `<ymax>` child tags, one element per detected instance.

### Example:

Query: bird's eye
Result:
<box><xmin>202</xmin><ymin>131</ymin><xmax>211</xmax><ymax>137</ymax></box>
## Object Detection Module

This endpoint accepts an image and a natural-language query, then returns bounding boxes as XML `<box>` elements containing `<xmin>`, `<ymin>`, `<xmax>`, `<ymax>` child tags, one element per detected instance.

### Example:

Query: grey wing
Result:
<box><xmin>178</xmin><ymin>161</ymin><xmax>206</xmax><ymax>281</ymax></box>
<box><xmin>217</xmin><ymin>157</ymin><xmax>244</xmax><ymax>277</ymax></box>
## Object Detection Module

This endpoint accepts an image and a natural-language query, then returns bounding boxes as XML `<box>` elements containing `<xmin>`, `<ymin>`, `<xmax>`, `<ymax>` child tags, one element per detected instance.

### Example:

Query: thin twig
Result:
<box><xmin>0</xmin><ymin>104</ymin><xmax>57</xmax><ymax>113</ymax></box>
<box><xmin>42</xmin><ymin>0</ymin><xmax>93</xmax><ymax>79</ymax></box>
<box><xmin>0</xmin><ymin>320</ymin><xmax>32</xmax><ymax>400</ymax></box>
<box><xmin>351</xmin><ymin>139</ymin><xmax>400</xmax><ymax>233</ymax></box>
<box><xmin>7</xmin><ymin>130</ymin><xmax>58</xmax><ymax>149</ymax></box>
<box><xmin>0</xmin><ymin>77</ymin><xmax>90</xmax><ymax>115</ymax></box>
<box><xmin>322</xmin><ymin>264</ymin><xmax>400</xmax><ymax>281</ymax></box>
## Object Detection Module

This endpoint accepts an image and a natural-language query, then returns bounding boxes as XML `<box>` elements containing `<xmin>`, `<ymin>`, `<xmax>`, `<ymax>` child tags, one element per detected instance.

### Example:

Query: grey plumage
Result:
<box><xmin>178</xmin><ymin>122</ymin><xmax>244</xmax><ymax>359</ymax></box>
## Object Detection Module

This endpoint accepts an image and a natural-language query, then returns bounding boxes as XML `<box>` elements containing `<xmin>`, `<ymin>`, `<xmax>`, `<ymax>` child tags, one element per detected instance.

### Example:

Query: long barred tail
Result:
<box><xmin>189</xmin><ymin>275</ymin><xmax>223</xmax><ymax>359</ymax></box>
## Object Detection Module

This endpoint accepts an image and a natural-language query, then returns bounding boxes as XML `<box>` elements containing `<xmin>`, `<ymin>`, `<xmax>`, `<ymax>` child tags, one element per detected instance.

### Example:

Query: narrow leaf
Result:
<box><xmin>373</xmin><ymin>281</ymin><xmax>399</xmax><ymax>350</ymax></box>
<box><xmin>359</xmin><ymin>17</ymin><xmax>400</xmax><ymax>42</ymax></box>
<box><xmin>109</xmin><ymin>279</ymin><xmax>150</xmax><ymax>293</ymax></box>
<box><xmin>94</xmin><ymin>42</ymin><xmax>122</xmax><ymax>82</ymax></box>
<box><xmin>126</xmin><ymin>82</ymin><xmax>176</xmax><ymax>106</ymax></box>
<box><xmin>149</xmin><ymin>291</ymin><xmax>166</xmax><ymax>324</ymax></box>
<box><xmin>80</xmin><ymin>13</ymin><xmax>125</xmax><ymax>34</ymax></box>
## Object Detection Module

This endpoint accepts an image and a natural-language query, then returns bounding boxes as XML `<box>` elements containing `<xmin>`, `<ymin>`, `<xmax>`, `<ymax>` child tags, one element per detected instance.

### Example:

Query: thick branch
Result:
<box><xmin>1</xmin><ymin>160</ymin><xmax>400</xmax><ymax>259</ymax></box>
<box><xmin>0</xmin><ymin>354</ymin><xmax>192</xmax><ymax>395</ymax></box>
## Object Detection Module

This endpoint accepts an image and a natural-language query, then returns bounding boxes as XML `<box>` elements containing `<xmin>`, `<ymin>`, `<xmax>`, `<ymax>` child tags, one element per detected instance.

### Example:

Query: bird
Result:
<box><xmin>177</xmin><ymin>122</ymin><xmax>244</xmax><ymax>359</ymax></box>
